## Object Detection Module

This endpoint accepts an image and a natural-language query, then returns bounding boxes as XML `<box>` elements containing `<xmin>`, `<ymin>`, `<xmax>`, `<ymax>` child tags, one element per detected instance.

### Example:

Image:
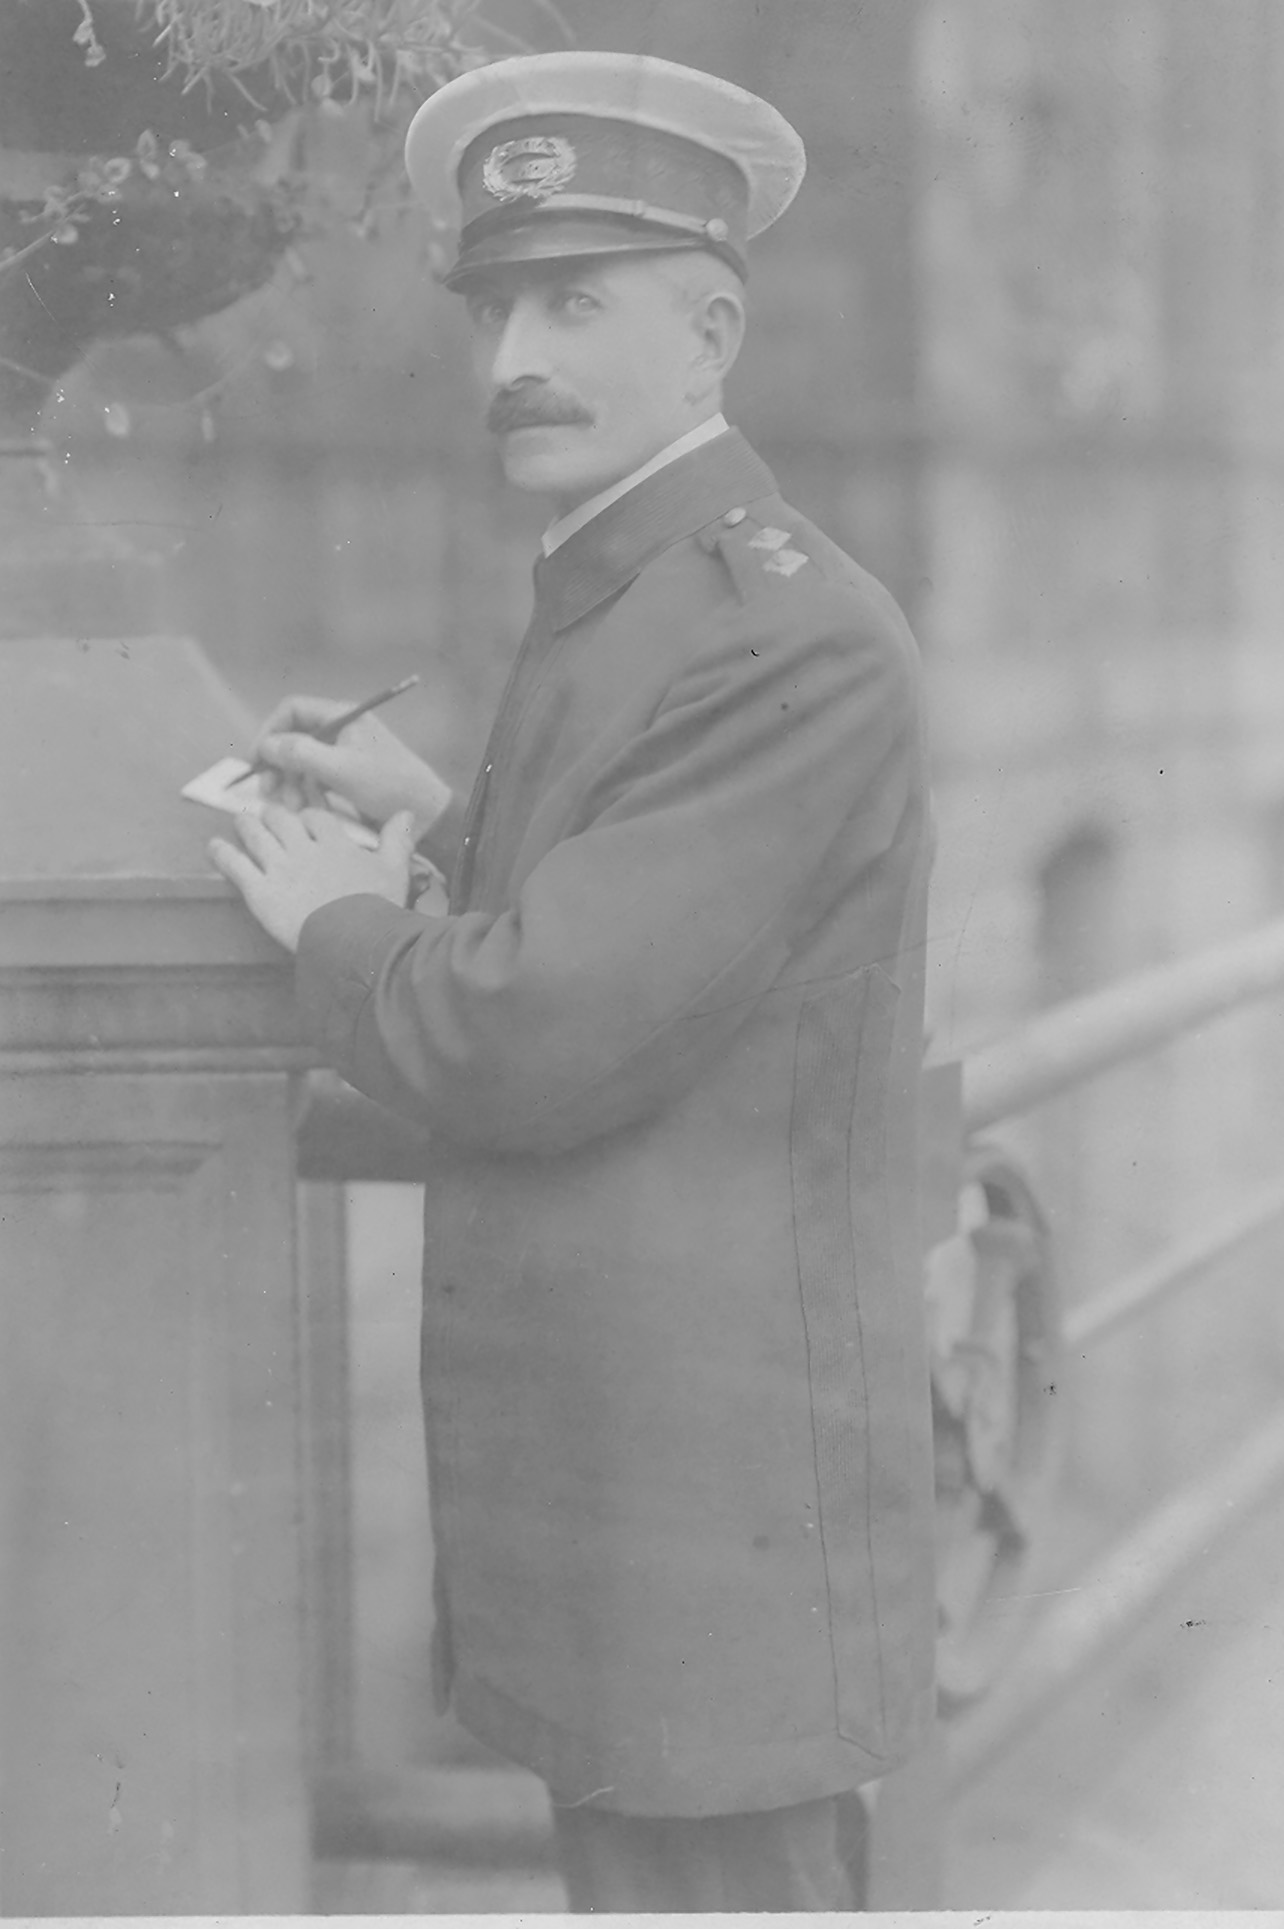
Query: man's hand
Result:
<box><xmin>254</xmin><ymin>694</ymin><xmax>453</xmax><ymax>837</ymax></box>
<box><xmin>209</xmin><ymin>804</ymin><xmax>417</xmax><ymax>953</ymax></box>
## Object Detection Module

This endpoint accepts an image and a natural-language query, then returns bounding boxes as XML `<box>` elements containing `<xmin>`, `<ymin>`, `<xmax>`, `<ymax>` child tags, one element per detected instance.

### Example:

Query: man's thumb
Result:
<box><xmin>261</xmin><ymin>730</ymin><xmax>344</xmax><ymax>781</ymax></box>
<box><xmin>381</xmin><ymin>808</ymin><xmax>417</xmax><ymax>860</ymax></box>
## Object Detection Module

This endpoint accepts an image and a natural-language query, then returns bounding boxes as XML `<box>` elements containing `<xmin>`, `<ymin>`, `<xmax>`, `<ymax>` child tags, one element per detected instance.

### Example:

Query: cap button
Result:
<box><xmin>705</xmin><ymin>218</ymin><xmax>730</xmax><ymax>243</ymax></box>
<box><xmin>723</xmin><ymin>506</ymin><xmax>747</xmax><ymax>526</ymax></box>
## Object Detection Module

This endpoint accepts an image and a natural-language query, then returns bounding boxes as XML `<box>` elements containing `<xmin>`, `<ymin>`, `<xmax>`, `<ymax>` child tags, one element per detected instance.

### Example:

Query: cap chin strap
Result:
<box><xmin>459</xmin><ymin>193</ymin><xmax>748</xmax><ymax>278</ymax></box>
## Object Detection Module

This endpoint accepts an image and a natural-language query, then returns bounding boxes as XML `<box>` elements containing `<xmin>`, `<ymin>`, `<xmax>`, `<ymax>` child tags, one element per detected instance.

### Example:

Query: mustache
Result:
<box><xmin>486</xmin><ymin>386</ymin><xmax>594</xmax><ymax>434</ymax></box>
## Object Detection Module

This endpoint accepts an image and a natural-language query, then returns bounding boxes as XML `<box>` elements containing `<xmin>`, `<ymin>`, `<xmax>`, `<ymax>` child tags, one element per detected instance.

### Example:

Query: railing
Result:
<box><xmin>946</xmin><ymin>918</ymin><xmax>1284</xmax><ymax>1795</ymax></box>
<box><xmin>295</xmin><ymin>913</ymin><xmax>1284</xmax><ymax>1905</ymax></box>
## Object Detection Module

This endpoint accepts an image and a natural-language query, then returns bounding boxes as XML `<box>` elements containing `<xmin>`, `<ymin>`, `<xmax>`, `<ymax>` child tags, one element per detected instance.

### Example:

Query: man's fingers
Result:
<box><xmin>233</xmin><ymin>815</ymin><xmax>276</xmax><ymax>865</ymax></box>
<box><xmin>235</xmin><ymin>808</ymin><xmax>304</xmax><ymax>866</ymax></box>
<box><xmin>299</xmin><ymin>806</ymin><xmax>351</xmax><ymax>843</ymax></box>
<box><xmin>209</xmin><ymin>836</ymin><xmax>264</xmax><ymax>892</ymax></box>
<box><xmin>261</xmin><ymin>800</ymin><xmax>314</xmax><ymax>844</ymax></box>
<box><xmin>260</xmin><ymin>771</ymin><xmax>307</xmax><ymax>813</ymax></box>
<box><xmin>255</xmin><ymin>695</ymin><xmax>351</xmax><ymax>749</ymax></box>
<box><xmin>258</xmin><ymin>730</ymin><xmax>349</xmax><ymax>785</ymax></box>
<box><xmin>381</xmin><ymin>809</ymin><xmax>417</xmax><ymax>860</ymax></box>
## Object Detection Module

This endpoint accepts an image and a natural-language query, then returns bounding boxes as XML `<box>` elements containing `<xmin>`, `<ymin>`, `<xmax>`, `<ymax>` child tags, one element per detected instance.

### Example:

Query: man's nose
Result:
<box><xmin>487</xmin><ymin>298</ymin><xmax>554</xmax><ymax>390</ymax></box>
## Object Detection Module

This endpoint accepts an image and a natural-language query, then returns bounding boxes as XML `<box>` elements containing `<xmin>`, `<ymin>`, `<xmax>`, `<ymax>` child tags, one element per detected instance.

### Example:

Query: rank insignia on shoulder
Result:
<box><xmin>745</xmin><ymin>526</ymin><xmax>810</xmax><ymax>576</ymax></box>
<box><xmin>710</xmin><ymin>516</ymin><xmax>810</xmax><ymax>600</ymax></box>
<box><xmin>763</xmin><ymin>547</ymin><xmax>809</xmax><ymax>577</ymax></box>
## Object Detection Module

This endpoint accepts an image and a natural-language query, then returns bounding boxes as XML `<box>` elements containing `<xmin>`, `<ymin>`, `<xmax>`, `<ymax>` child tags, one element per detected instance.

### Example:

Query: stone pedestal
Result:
<box><xmin>0</xmin><ymin>633</ymin><xmax>317</xmax><ymax>1912</ymax></box>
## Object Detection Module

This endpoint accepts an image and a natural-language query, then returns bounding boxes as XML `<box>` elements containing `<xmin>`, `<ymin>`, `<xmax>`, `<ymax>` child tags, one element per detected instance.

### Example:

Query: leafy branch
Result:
<box><xmin>73</xmin><ymin>1</ymin><xmax>567</xmax><ymax>118</ymax></box>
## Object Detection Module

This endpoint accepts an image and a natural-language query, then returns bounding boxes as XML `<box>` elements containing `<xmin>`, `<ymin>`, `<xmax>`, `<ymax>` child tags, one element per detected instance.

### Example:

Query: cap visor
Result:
<box><xmin>443</xmin><ymin>216</ymin><xmax>739</xmax><ymax>289</ymax></box>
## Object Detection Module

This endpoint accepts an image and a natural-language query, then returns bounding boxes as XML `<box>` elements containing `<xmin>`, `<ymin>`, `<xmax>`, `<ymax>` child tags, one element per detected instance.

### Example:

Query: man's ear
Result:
<box><xmin>690</xmin><ymin>288</ymin><xmax>747</xmax><ymax>399</ymax></box>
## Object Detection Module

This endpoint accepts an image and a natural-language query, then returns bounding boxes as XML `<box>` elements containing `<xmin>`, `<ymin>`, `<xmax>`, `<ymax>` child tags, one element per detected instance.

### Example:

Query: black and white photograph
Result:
<box><xmin>3</xmin><ymin>0</ymin><xmax>1284</xmax><ymax>1915</ymax></box>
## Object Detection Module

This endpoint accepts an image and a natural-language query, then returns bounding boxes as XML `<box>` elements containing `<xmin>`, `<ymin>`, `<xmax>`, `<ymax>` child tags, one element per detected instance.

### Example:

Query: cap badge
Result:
<box><xmin>481</xmin><ymin>135</ymin><xmax>577</xmax><ymax>204</ymax></box>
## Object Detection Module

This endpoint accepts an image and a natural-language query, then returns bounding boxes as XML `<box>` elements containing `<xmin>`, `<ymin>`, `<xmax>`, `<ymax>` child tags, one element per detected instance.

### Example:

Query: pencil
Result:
<box><xmin>229</xmin><ymin>674</ymin><xmax>421</xmax><ymax>787</ymax></box>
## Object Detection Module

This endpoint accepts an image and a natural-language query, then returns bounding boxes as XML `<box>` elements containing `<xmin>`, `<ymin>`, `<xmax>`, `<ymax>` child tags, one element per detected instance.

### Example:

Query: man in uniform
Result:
<box><xmin>211</xmin><ymin>50</ymin><xmax>937</xmax><ymax>1913</ymax></box>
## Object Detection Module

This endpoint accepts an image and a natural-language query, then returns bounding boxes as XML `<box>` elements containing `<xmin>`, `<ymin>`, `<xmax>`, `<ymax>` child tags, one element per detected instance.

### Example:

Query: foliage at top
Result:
<box><xmin>0</xmin><ymin>0</ymin><xmax>559</xmax><ymax>420</ymax></box>
<box><xmin>151</xmin><ymin>0</ymin><xmax>507</xmax><ymax>114</ymax></box>
<box><xmin>75</xmin><ymin>0</ymin><xmax>542</xmax><ymax>117</ymax></box>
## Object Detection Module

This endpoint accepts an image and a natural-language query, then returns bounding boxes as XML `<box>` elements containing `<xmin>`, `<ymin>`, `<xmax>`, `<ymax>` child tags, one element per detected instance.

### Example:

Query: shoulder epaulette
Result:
<box><xmin>700</xmin><ymin>505</ymin><xmax>813</xmax><ymax>604</ymax></box>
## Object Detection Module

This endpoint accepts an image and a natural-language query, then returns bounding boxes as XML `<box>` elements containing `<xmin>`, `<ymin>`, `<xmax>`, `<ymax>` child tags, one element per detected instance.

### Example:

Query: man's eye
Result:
<box><xmin>553</xmin><ymin>288</ymin><xmax>599</xmax><ymax>316</ymax></box>
<box><xmin>468</xmin><ymin>298</ymin><xmax>507</xmax><ymax>327</ymax></box>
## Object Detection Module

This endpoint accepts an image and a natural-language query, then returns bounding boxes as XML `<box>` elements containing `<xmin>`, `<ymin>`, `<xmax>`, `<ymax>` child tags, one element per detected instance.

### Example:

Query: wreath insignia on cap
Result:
<box><xmin>481</xmin><ymin>135</ymin><xmax>578</xmax><ymax>203</ymax></box>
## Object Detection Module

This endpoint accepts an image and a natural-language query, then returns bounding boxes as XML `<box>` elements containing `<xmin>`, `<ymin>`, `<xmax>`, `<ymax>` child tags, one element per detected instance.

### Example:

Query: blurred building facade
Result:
<box><xmin>46</xmin><ymin>0</ymin><xmax>1284</xmax><ymax>1767</ymax></box>
<box><xmin>918</xmin><ymin>0</ymin><xmax>1284</xmax><ymax>1514</ymax></box>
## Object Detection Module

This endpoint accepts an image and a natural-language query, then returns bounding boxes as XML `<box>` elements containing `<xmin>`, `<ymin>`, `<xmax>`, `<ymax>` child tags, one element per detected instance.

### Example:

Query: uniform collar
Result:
<box><xmin>541</xmin><ymin>414</ymin><xmax>731</xmax><ymax>556</ymax></box>
<box><xmin>532</xmin><ymin>426</ymin><xmax>777</xmax><ymax>632</ymax></box>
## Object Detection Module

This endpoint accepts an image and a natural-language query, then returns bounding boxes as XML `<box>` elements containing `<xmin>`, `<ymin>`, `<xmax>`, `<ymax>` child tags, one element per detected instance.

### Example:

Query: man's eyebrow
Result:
<box><xmin>544</xmin><ymin>259</ymin><xmax>610</xmax><ymax>287</ymax></box>
<box><xmin>463</xmin><ymin>264</ymin><xmax>611</xmax><ymax>308</ymax></box>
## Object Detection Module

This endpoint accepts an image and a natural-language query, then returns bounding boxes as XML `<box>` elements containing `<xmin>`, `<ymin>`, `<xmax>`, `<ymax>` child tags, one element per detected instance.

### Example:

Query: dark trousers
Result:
<box><xmin>551</xmin><ymin>1789</ymin><xmax>869</xmax><ymax>1913</ymax></box>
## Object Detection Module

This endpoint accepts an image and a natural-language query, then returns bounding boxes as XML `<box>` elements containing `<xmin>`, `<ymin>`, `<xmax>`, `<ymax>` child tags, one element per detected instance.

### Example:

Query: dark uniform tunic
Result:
<box><xmin>295</xmin><ymin>429</ymin><xmax>937</xmax><ymax>1816</ymax></box>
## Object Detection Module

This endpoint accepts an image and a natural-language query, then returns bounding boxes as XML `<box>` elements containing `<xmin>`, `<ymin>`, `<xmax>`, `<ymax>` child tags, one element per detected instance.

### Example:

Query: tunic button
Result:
<box><xmin>723</xmin><ymin>506</ymin><xmax>747</xmax><ymax>526</ymax></box>
<box><xmin>484</xmin><ymin>763</ymin><xmax>493</xmax><ymax>774</ymax></box>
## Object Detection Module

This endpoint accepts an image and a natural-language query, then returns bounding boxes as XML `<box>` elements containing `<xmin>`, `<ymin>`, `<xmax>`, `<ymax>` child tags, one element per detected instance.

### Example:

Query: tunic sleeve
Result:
<box><xmin>294</xmin><ymin>579</ymin><xmax>919</xmax><ymax>1154</ymax></box>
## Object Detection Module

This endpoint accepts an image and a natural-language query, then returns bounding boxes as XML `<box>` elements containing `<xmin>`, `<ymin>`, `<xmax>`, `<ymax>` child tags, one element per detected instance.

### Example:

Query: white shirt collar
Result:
<box><xmin>540</xmin><ymin>414</ymin><xmax>730</xmax><ymax>557</ymax></box>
